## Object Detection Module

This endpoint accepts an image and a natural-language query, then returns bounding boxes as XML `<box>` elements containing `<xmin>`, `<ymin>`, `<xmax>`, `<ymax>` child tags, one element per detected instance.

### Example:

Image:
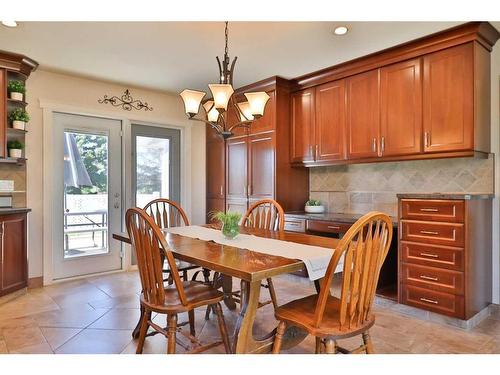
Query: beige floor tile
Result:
<box><xmin>89</xmin><ymin>308</ymin><xmax>142</xmax><ymax>330</ymax></box>
<box><xmin>0</xmin><ymin>338</ymin><xmax>8</xmax><ymax>353</ymax></box>
<box><xmin>55</xmin><ymin>329</ymin><xmax>133</xmax><ymax>354</ymax></box>
<box><xmin>41</xmin><ymin>327</ymin><xmax>82</xmax><ymax>350</ymax></box>
<box><xmin>0</xmin><ymin>291</ymin><xmax>59</xmax><ymax>321</ymax></box>
<box><xmin>32</xmin><ymin>305</ymin><xmax>109</xmax><ymax>328</ymax></box>
<box><xmin>88</xmin><ymin>293</ymin><xmax>140</xmax><ymax>309</ymax></box>
<box><xmin>51</xmin><ymin>287</ymin><xmax>111</xmax><ymax>309</ymax></box>
<box><xmin>9</xmin><ymin>342</ymin><xmax>54</xmax><ymax>354</ymax></box>
<box><xmin>2</xmin><ymin>325</ymin><xmax>47</xmax><ymax>351</ymax></box>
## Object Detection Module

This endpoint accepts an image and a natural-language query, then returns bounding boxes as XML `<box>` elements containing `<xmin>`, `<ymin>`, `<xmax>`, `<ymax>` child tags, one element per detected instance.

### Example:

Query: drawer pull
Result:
<box><xmin>419</xmin><ymin>275</ymin><xmax>439</xmax><ymax>281</ymax></box>
<box><xmin>420</xmin><ymin>230</ymin><xmax>439</xmax><ymax>235</ymax></box>
<box><xmin>286</xmin><ymin>222</ymin><xmax>300</xmax><ymax>227</ymax></box>
<box><xmin>327</xmin><ymin>226</ymin><xmax>340</xmax><ymax>230</ymax></box>
<box><xmin>420</xmin><ymin>208</ymin><xmax>439</xmax><ymax>212</ymax></box>
<box><xmin>420</xmin><ymin>252</ymin><xmax>439</xmax><ymax>258</ymax></box>
<box><xmin>420</xmin><ymin>297</ymin><xmax>438</xmax><ymax>305</ymax></box>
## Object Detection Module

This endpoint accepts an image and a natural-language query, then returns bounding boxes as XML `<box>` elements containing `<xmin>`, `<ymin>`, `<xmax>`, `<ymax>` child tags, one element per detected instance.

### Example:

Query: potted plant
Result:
<box><xmin>7</xmin><ymin>80</ymin><xmax>25</xmax><ymax>101</ymax></box>
<box><xmin>7</xmin><ymin>140</ymin><xmax>24</xmax><ymax>159</ymax></box>
<box><xmin>210</xmin><ymin>211</ymin><xmax>242</xmax><ymax>240</ymax></box>
<box><xmin>305</xmin><ymin>199</ymin><xmax>325</xmax><ymax>214</ymax></box>
<box><xmin>8</xmin><ymin>108</ymin><xmax>30</xmax><ymax>130</ymax></box>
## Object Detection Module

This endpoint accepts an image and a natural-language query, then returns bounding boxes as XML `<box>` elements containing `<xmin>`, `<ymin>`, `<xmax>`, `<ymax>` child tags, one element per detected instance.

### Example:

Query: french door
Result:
<box><xmin>52</xmin><ymin>112</ymin><xmax>122</xmax><ymax>280</ymax></box>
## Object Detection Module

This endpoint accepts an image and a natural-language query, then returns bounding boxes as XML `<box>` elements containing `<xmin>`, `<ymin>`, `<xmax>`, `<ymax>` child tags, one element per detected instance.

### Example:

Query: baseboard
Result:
<box><xmin>28</xmin><ymin>276</ymin><xmax>44</xmax><ymax>289</ymax></box>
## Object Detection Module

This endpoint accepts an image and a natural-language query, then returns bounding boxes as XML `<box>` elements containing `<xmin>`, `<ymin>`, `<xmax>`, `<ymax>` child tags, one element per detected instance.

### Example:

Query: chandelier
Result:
<box><xmin>179</xmin><ymin>22</ymin><xmax>270</xmax><ymax>139</ymax></box>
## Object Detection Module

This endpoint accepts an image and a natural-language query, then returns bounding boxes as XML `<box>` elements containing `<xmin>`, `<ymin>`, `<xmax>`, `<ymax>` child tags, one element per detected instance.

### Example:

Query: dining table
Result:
<box><xmin>112</xmin><ymin>224</ymin><xmax>339</xmax><ymax>354</ymax></box>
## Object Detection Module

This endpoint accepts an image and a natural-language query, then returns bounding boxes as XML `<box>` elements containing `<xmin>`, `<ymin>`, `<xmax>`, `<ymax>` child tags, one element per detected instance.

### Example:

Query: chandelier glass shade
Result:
<box><xmin>179</xmin><ymin>22</ymin><xmax>270</xmax><ymax>139</ymax></box>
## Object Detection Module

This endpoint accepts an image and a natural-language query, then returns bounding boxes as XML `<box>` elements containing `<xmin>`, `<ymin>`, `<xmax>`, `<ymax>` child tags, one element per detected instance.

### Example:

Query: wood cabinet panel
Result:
<box><xmin>400</xmin><ymin>220</ymin><xmax>465</xmax><ymax>247</ymax></box>
<box><xmin>225</xmin><ymin>137</ymin><xmax>248</xmax><ymax>200</ymax></box>
<box><xmin>380</xmin><ymin>58</ymin><xmax>422</xmax><ymax>156</ymax></box>
<box><xmin>0</xmin><ymin>213</ymin><xmax>27</xmax><ymax>296</ymax></box>
<box><xmin>306</xmin><ymin>220</ymin><xmax>351</xmax><ymax>235</ymax></box>
<box><xmin>401</xmin><ymin>263</ymin><xmax>464</xmax><ymax>295</ymax></box>
<box><xmin>248</xmin><ymin>132</ymin><xmax>275</xmax><ymax>199</ymax></box>
<box><xmin>0</xmin><ymin>69</ymin><xmax>5</xmax><ymax>158</ymax></box>
<box><xmin>206</xmin><ymin>198</ymin><xmax>225</xmax><ymax>224</ymax></box>
<box><xmin>423</xmin><ymin>43</ymin><xmax>474</xmax><ymax>152</ymax></box>
<box><xmin>400</xmin><ymin>199</ymin><xmax>465</xmax><ymax>222</ymax></box>
<box><xmin>315</xmin><ymin>80</ymin><xmax>346</xmax><ymax>161</ymax></box>
<box><xmin>400</xmin><ymin>241</ymin><xmax>464</xmax><ymax>271</ymax></box>
<box><xmin>249</xmin><ymin>90</ymin><xmax>275</xmax><ymax>135</ymax></box>
<box><xmin>206</xmin><ymin>132</ymin><xmax>225</xmax><ymax>199</ymax></box>
<box><xmin>290</xmin><ymin>89</ymin><xmax>315</xmax><ymax>163</ymax></box>
<box><xmin>284</xmin><ymin>218</ymin><xmax>306</xmax><ymax>233</ymax></box>
<box><xmin>226</xmin><ymin>199</ymin><xmax>248</xmax><ymax>216</ymax></box>
<box><xmin>346</xmin><ymin>70</ymin><xmax>380</xmax><ymax>159</ymax></box>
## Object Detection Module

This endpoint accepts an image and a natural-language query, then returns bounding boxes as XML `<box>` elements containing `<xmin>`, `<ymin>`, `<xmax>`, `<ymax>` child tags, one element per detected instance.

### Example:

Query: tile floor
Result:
<box><xmin>0</xmin><ymin>270</ymin><xmax>499</xmax><ymax>354</ymax></box>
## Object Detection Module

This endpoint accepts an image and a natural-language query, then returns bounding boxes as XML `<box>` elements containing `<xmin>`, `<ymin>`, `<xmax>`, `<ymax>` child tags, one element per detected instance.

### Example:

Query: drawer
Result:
<box><xmin>400</xmin><ymin>284</ymin><xmax>464</xmax><ymax>318</ymax></box>
<box><xmin>400</xmin><ymin>199</ymin><xmax>464</xmax><ymax>223</ymax></box>
<box><xmin>400</xmin><ymin>241</ymin><xmax>464</xmax><ymax>271</ymax></box>
<box><xmin>306</xmin><ymin>220</ymin><xmax>351</xmax><ymax>234</ymax></box>
<box><xmin>401</xmin><ymin>263</ymin><xmax>464</xmax><ymax>294</ymax></box>
<box><xmin>400</xmin><ymin>220</ymin><xmax>464</xmax><ymax>247</ymax></box>
<box><xmin>284</xmin><ymin>218</ymin><xmax>306</xmax><ymax>233</ymax></box>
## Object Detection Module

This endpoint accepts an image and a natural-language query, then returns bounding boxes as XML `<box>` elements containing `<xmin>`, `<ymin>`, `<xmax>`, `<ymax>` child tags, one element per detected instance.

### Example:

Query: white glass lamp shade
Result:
<box><xmin>237</xmin><ymin>101</ymin><xmax>254</xmax><ymax>121</ymax></box>
<box><xmin>203</xmin><ymin>100</ymin><xmax>219</xmax><ymax>123</ymax></box>
<box><xmin>180</xmin><ymin>89</ymin><xmax>206</xmax><ymax>117</ymax></box>
<box><xmin>244</xmin><ymin>92</ymin><xmax>270</xmax><ymax>118</ymax></box>
<box><xmin>208</xmin><ymin>84</ymin><xmax>234</xmax><ymax>111</ymax></box>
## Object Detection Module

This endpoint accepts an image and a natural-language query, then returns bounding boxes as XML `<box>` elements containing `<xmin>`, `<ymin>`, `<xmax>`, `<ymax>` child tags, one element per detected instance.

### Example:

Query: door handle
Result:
<box><xmin>424</xmin><ymin>132</ymin><xmax>430</xmax><ymax>148</ymax></box>
<box><xmin>248</xmin><ymin>185</ymin><xmax>252</xmax><ymax>196</ymax></box>
<box><xmin>315</xmin><ymin>144</ymin><xmax>319</xmax><ymax>160</ymax></box>
<box><xmin>114</xmin><ymin>202</ymin><xmax>120</xmax><ymax>209</ymax></box>
<box><xmin>220</xmin><ymin>185</ymin><xmax>223</xmax><ymax>196</ymax></box>
<box><xmin>381</xmin><ymin>136</ymin><xmax>385</xmax><ymax>155</ymax></box>
<box><xmin>372</xmin><ymin>138</ymin><xmax>377</xmax><ymax>153</ymax></box>
<box><xmin>309</xmin><ymin>145</ymin><xmax>313</xmax><ymax>158</ymax></box>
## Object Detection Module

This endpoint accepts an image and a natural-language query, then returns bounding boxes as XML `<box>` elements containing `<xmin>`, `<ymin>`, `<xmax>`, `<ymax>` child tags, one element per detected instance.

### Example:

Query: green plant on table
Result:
<box><xmin>210</xmin><ymin>211</ymin><xmax>242</xmax><ymax>240</ymax></box>
<box><xmin>7</xmin><ymin>80</ymin><xmax>26</xmax><ymax>94</ymax></box>
<box><xmin>306</xmin><ymin>199</ymin><xmax>322</xmax><ymax>206</ymax></box>
<box><xmin>9</xmin><ymin>108</ymin><xmax>30</xmax><ymax>122</ymax></box>
<box><xmin>7</xmin><ymin>140</ymin><xmax>24</xmax><ymax>150</ymax></box>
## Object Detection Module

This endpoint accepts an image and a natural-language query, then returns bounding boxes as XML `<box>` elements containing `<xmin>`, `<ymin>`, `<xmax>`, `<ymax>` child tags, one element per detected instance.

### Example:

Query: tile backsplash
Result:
<box><xmin>309</xmin><ymin>156</ymin><xmax>494</xmax><ymax>217</ymax></box>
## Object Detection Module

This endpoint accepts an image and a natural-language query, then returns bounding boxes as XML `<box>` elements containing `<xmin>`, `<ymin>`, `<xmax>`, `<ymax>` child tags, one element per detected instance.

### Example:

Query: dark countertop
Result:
<box><xmin>397</xmin><ymin>193</ymin><xmax>494</xmax><ymax>200</ymax></box>
<box><xmin>0</xmin><ymin>207</ymin><xmax>31</xmax><ymax>214</ymax></box>
<box><xmin>285</xmin><ymin>211</ymin><xmax>398</xmax><ymax>226</ymax></box>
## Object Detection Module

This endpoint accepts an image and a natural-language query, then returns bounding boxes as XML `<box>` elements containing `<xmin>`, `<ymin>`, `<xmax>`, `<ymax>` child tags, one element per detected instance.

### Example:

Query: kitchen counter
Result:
<box><xmin>0</xmin><ymin>207</ymin><xmax>31</xmax><ymax>214</ymax></box>
<box><xmin>285</xmin><ymin>211</ymin><xmax>398</xmax><ymax>226</ymax></box>
<box><xmin>397</xmin><ymin>193</ymin><xmax>494</xmax><ymax>200</ymax></box>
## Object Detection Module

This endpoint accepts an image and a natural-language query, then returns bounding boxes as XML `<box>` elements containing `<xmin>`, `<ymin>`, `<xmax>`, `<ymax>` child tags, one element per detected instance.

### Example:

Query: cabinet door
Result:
<box><xmin>380</xmin><ymin>58</ymin><xmax>422</xmax><ymax>156</ymax></box>
<box><xmin>226</xmin><ymin>137</ymin><xmax>248</xmax><ymax>200</ymax></box>
<box><xmin>206</xmin><ymin>129</ymin><xmax>225</xmax><ymax>199</ymax></box>
<box><xmin>423</xmin><ymin>43</ymin><xmax>473</xmax><ymax>152</ymax></box>
<box><xmin>346</xmin><ymin>69</ymin><xmax>380</xmax><ymax>159</ymax></box>
<box><xmin>0</xmin><ymin>69</ymin><xmax>5</xmax><ymax>158</ymax></box>
<box><xmin>249</xmin><ymin>90</ymin><xmax>275</xmax><ymax>135</ymax></box>
<box><xmin>248</xmin><ymin>132</ymin><xmax>275</xmax><ymax>200</ymax></box>
<box><xmin>206</xmin><ymin>198</ymin><xmax>225</xmax><ymax>224</ymax></box>
<box><xmin>226</xmin><ymin>198</ymin><xmax>248</xmax><ymax>217</ymax></box>
<box><xmin>315</xmin><ymin>79</ymin><xmax>346</xmax><ymax>162</ymax></box>
<box><xmin>0</xmin><ymin>214</ymin><xmax>27</xmax><ymax>296</ymax></box>
<box><xmin>290</xmin><ymin>88</ymin><xmax>315</xmax><ymax>163</ymax></box>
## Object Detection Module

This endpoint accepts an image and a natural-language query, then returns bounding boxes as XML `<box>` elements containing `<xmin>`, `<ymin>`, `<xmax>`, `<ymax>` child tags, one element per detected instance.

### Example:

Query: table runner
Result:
<box><xmin>163</xmin><ymin>225</ymin><xmax>343</xmax><ymax>280</ymax></box>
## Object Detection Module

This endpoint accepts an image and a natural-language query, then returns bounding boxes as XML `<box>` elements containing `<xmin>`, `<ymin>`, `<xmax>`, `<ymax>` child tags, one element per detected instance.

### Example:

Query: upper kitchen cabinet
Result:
<box><xmin>249</xmin><ymin>90</ymin><xmax>275</xmax><ymax>135</ymax></box>
<box><xmin>380</xmin><ymin>58</ymin><xmax>422</xmax><ymax>157</ymax></box>
<box><xmin>346</xmin><ymin>70</ymin><xmax>380</xmax><ymax>160</ymax></box>
<box><xmin>290</xmin><ymin>88</ymin><xmax>315</xmax><ymax>163</ymax></box>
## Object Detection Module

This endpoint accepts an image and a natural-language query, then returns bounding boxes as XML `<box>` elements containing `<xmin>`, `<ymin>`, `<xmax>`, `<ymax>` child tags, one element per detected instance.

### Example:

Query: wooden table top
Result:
<box><xmin>113</xmin><ymin>225</ymin><xmax>339</xmax><ymax>282</ymax></box>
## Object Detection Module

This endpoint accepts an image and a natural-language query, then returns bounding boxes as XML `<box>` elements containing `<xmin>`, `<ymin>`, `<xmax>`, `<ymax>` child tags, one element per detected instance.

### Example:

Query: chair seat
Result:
<box><xmin>275</xmin><ymin>294</ymin><xmax>375</xmax><ymax>339</ymax></box>
<box><xmin>163</xmin><ymin>260</ymin><xmax>199</xmax><ymax>272</ymax></box>
<box><xmin>141</xmin><ymin>281</ymin><xmax>224</xmax><ymax>314</ymax></box>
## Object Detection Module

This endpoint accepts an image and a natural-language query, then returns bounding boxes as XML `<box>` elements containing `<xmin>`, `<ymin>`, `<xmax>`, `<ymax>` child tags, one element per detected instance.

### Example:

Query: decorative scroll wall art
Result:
<box><xmin>98</xmin><ymin>89</ymin><xmax>153</xmax><ymax>111</ymax></box>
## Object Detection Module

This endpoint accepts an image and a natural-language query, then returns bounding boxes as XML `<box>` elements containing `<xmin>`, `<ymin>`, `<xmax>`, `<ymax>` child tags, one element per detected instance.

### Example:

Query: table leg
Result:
<box><xmin>221</xmin><ymin>274</ymin><xmax>237</xmax><ymax>310</ymax></box>
<box><xmin>232</xmin><ymin>280</ymin><xmax>308</xmax><ymax>354</ymax></box>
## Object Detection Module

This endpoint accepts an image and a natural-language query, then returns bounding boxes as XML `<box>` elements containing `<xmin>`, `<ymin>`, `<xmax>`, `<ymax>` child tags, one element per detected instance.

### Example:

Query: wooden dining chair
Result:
<box><xmin>272</xmin><ymin>211</ymin><xmax>393</xmax><ymax>354</ymax></box>
<box><xmin>126</xmin><ymin>207</ymin><xmax>231</xmax><ymax>354</ymax></box>
<box><xmin>143</xmin><ymin>198</ymin><xmax>208</xmax><ymax>284</ymax></box>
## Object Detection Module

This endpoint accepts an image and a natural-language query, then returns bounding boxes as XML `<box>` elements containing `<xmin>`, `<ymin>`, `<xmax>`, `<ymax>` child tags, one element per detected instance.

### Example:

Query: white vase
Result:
<box><xmin>12</xmin><ymin>120</ymin><xmax>26</xmax><ymax>130</ymax></box>
<box><xmin>9</xmin><ymin>149</ymin><xmax>22</xmax><ymax>158</ymax></box>
<box><xmin>305</xmin><ymin>205</ymin><xmax>325</xmax><ymax>214</ymax></box>
<box><xmin>10</xmin><ymin>92</ymin><xmax>23</xmax><ymax>101</ymax></box>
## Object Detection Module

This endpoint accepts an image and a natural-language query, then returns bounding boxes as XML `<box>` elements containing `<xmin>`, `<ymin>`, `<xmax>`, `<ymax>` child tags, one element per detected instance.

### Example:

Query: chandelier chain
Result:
<box><xmin>224</xmin><ymin>21</ymin><xmax>229</xmax><ymax>57</ymax></box>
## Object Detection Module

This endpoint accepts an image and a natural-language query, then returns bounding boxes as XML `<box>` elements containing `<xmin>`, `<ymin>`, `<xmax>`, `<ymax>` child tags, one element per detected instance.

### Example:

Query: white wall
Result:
<box><xmin>25</xmin><ymin>70</ymin><xmax>206</xmax><ymax>279</ymax></box>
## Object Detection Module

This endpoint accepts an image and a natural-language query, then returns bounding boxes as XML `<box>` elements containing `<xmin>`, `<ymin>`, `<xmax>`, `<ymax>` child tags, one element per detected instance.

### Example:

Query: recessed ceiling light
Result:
<box><xmin>333</xmin><ymin>26</ymin><xmax>348</xmax><ymax>35</ymax></box>
<box><xmin>1</xmin><ymin>21</ymin><xmax>17</xmax><ymax>28</ymax></box>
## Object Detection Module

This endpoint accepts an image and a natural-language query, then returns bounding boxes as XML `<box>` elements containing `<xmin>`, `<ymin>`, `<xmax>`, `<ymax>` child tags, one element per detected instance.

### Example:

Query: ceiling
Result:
<box><xmin>0</xmin><ymin>21</ymin><xmax>498</xmax><ymax>93</ymax></box>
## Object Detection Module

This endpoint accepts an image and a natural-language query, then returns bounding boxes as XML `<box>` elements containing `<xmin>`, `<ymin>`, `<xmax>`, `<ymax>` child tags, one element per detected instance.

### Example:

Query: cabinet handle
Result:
<box><xmin>420</xmin><ymin>208</ymin><xmax>439</xmax><ymax>212</ymax></box>
<box><xmin>420</xmin><ymin>252</ymin><xmax>439</xmax><ymax>259</ymax></box>
<box><xmin>309</xmin><ymin>145</ymin><xmax>313</xmax><ymax>157</ymax></box>
<box><xmin>243</xmin><ymin>185</ymin><xmax>247</xmax><ymax>195</ymax></box>
<box><xmin>315</xmin><ymin>144</ymin><xmax>319</xmax><ymax>160</ymax></box>
<box><xmin>220</xmin><ymin>185</ymin><xmax>223</xmax><ymax>196</ymax></box>
<box><xmin>420</xmin><ymin>297</ymin><xmax>438</xmax><ymax>305</ymax></box>
<box><xmin>327</xmin><ymin>225</ymin><xmax>340</xmax><ymax>230</ymax></box>
<box><xmin>286</xmin><ymin>222</ymin><xmax>301</xmax><ymax>227</ymax></box>
<box><xmin>0</xmin><ymin>222</ymin><xmax>3</xmax><ymax>265</ymax></box>
<box><xmin>380</xmin><ymin>136</ymin><xmax>385</xmax><ymax>155</ymax></box>
<box><xmin>420</xmin><ymin>230</ymin><xmax>439</xmax><ymax>235</ymax></box>
<box><xmin>419</xmin><ymin>275</ymin><xmax>439</xmax><ymax>281</ymax></box>
<box><xmin>248</xmin><ymin>185</ymin><xmax>252</xmax><ymax>196</ymax></box>
<box><xmin>372</xmin><ymin>138</ymin><xmax>377</xmax><ymax>153</ymax></box>
<box><xmin>424</xmin><ymin>132</ymin><xmax>430</xmax><ymax>148</ymax></box>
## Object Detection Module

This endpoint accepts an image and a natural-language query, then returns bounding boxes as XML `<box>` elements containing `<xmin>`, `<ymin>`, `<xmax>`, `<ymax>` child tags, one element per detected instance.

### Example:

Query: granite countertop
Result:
<box><xmin>285</xmin><ymin>211</ymin><xmax>398</xmax><ymax>226</ymax></box>
<box><xmin>397</xmin><ymin>193</ymin><xmax>494</xmax><ymax>200</ymax></box>
<box><xmin>0</xmin><ymin>207</ymin><xmax>31</xmax><ymax>214</ymax></box>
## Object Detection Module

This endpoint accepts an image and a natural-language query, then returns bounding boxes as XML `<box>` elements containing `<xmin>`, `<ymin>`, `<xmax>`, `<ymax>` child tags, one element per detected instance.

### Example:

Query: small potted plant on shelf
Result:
<box><xmin>305</xmin><ymin>199</ymin><xmax>325</xmax><ymax>214</ymax></box>
<box><xmin>8</xmin><ymin>108</ymin><xmax>30</xmax><ymax>130</ymax></box>
<box><xmin>7</xmin><ymin>140</ymin><xmax>24</xmax><ymax>159</ymax></box>
<box><xmin>210</xmin><ymin>211</ymin><xmax>242</xmax><ymax>240</ymax></box>
<box><xmin>7</xmin><ymin>80</ymin><xmax>25</xmax><ymax>101</ymax></box>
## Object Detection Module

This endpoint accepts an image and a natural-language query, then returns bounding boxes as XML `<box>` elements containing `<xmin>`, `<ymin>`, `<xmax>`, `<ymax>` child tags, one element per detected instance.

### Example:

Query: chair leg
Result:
<box><xmin>266</xmin><ymin>278</ymin><xmax>279</xmax><ymax>310</ymax></box>
<box><xmin>188</xmin><ymin>309</ymin><xmax>196</xmax><ymax>337</ymax></box>
<box><xmin>324</xmin><ymin>339</ymin><xmax>337</xmax><ymax>354</ymax></box>
<box><xmin>272</xmin><ymin>321</ymin><xmax>287</xmax><ymax>354</ymax></box>
<box><xmin>166</xmin><ymin>314</ymin><xmax>178</xmax><ymax>354</ymax></box>
<box><xmin>362</xmin><ymin>331</ymin><xmax>374</xmax><ymax>354</ymax></box>
<box><xmin>204</xmin><ymin>304</ymin><xmax>213</xmax><ymax>321</ymax></box>
<box><xmin>213</xmin><ymin>302</ymin><xmax>232</xmax><ymax>354</ymax></box>
<box><xmin>136</xmin><ymin>307</ymin><xmax>150</xmax><ymax>354</ymax></box>
<box><xmin>182</xmin><ymin>270</ymin><xmax>188</xmax><ymax>281</ymax></box>
<box><xmin>315</xmin><ymin>337</ymin><xmax>324</xmax><ymax>354</ymax></box>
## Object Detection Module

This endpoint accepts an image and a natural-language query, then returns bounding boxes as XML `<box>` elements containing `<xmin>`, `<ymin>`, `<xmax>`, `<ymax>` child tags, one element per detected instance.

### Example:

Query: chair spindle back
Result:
<box><xmin>242</xmin><ymin>199</ymin><xmax>285</xmax><ymax>231</ymax></box>
<box><xmin>143</xmin><ymin>198</ymin><xmax>189</xmax><ymax>229</ymax></box>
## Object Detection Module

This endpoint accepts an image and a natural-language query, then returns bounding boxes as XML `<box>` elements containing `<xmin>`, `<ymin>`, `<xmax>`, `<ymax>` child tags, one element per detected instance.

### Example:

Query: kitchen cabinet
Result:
<box><xmin>248</xmin><ymin>132</ymin><xmax>275</xmax><ymax>200</ymax></box>
<box><xmin>290</xmin><ymin>88</ymin><xmax>315</xmax><ymax>163</ymax></box>
<box><xmin>0</xmin><ymin>212</ymin><xmax>28</xmax><ymax>297</ymax></box>
<box><xmin>225</xmin><ymin>137</ymin><xmax>248</xmax><ymax>201</ymax></box>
